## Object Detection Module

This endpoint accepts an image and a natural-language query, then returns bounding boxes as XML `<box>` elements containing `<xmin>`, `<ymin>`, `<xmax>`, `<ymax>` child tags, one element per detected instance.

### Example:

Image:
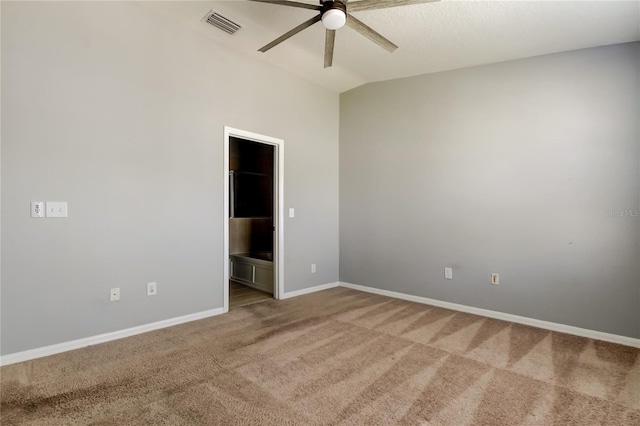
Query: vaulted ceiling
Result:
<box><xmin>138</xmin><ymin>1</ymin><xmax>640</xmax><ymax>93</ymax></box>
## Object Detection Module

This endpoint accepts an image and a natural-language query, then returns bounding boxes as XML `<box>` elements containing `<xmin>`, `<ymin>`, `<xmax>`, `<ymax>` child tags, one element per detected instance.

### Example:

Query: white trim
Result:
<box><xmin>0</xmin><ymin>308</ymin><xmax>224</xmax><ymax>366</ymax></box>
<box><xmin>280</xmin><ymin>282</ymin><xmax>340</xmax><ymax>299</ymax></box>
<box><xmin>338</xmin><ymin>282</ymin><xmax>640</xmax><ymax>348</ymax></box>
<box><xmin>7</xmin><ymin>281</ymin><xmax>635</xmax><ymax>366</ymax></box>
<box><xmin>223</xmin><ymin>127</ymin><xmax>284</xmax><ymax>311</ymax></box>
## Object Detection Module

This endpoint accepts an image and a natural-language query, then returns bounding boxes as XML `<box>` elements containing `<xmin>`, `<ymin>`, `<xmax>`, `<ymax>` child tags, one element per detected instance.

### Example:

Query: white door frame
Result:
<box><xmin>223</xmin><ymin>126</ymin><xmax>284</xmax><ymax>313</ymax></box>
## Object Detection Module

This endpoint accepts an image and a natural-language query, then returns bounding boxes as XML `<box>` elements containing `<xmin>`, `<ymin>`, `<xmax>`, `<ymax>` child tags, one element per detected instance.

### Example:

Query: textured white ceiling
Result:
<box><xmin>138</xmin><ymin>1</ymin><xmax>640</xmax><ymax>93</ymax></box>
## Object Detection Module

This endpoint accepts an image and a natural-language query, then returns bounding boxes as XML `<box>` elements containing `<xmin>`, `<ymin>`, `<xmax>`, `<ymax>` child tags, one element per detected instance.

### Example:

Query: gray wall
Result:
<box><xmin>340</xmin><ymin>43</ymin><xmax>640</xmax><ymax>338</ymax></box>
<box><xmin>1</xmin><ymin>1</ymin><xmax>339</xmax><ymax>355</ymax></box>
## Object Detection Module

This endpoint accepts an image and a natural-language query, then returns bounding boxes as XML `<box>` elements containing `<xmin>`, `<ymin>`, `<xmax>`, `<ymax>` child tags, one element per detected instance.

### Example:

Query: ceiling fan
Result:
<box><xmin>248</xmin><ymin>0</ymin><xmax>440</xmax><ymax>68</ymax></box>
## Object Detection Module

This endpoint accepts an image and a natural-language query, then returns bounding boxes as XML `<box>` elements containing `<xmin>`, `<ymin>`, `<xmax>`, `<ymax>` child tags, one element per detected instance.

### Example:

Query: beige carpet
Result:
<box><xmin>1</xmin><ymin>287</ymin><xmax>638</xmax><ymax>425</ymax></box>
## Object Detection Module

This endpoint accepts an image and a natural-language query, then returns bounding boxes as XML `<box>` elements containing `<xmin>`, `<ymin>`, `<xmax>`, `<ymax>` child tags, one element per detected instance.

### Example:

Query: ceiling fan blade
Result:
<box><xmin>324</xmin><ymin>30</ymin><xmax>336</xmax><ymax>68</ymax></box>
<box><xmin>349</xmin><ymin>0</ymin><xmax>439</xmax><ymax>12</ymax></box>
<box><xmin>258</xmin><ymin>15</ymin><xmax>322</xmax><ymax>53</ymax></box>
<box><xmin>346</xmin><ymin>14</ymin><xmax>397</xmax><ymax>52</ymax></box>
<box><xmin>247</xmin><ymin>0</ymin><xmax>322</xmax><ymax>11</ymax></box>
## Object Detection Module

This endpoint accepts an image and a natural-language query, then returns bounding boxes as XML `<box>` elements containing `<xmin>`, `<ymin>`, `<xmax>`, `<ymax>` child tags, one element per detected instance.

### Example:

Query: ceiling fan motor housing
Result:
<box><xmin>321</xmin><ymin>1</ymin><xmax>347</xmax><ymax>30</ymax></box>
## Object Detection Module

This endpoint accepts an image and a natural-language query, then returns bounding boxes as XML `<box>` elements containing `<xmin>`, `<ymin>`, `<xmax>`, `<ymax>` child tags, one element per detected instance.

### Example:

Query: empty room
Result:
<box><xmin>1</xmin><ymin>1</ymin><xmax>638</xmax><ymax>424</ymax></box>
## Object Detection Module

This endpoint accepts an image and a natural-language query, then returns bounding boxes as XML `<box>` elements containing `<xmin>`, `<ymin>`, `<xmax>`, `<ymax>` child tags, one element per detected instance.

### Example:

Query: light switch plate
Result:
<box><xmin>289</xmin><ymin>208</ymin><xmax>295</xmax><ymax>218</ymax></box>
<box><xmin>147</xmin><ymin>282</ymin><xmax>157</xmax><ymax>296</ymax></box>
<box><xmin>110</xmin><ymin>288</ymin><xmax>120</xmax><ymax>302</ymax></box>
<box><xmin>46</xmin><ymin>202</ymin><xmax>68</xmax><ymax>218</ymax></box>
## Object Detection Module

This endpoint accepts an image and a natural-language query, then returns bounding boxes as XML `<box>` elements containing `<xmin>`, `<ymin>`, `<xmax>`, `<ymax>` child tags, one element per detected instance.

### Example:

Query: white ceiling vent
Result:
<box><xmin>202</xmin><ymin>10</ymin><xmax>242</xmax><ymax>35</ymax></box>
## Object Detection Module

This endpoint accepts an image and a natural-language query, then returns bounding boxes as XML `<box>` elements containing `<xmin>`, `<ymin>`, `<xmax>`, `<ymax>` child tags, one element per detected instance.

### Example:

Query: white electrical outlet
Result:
<box><xmin>31</xmin><ymin>202</ymin><xmax>45</xmax><ymax>218</ymax></box>
<box><xmin>444</xmin><ymin>267</ymin><xmax>453</xmax><ymax>280</ymax></box>
<box><xmin>491</xmin><ymin>273</ymin><xmax>500</xmax><ymax>285</ymax></box>
<box><xmin>311</xmin><ymin>264</ymin><xmax>316</xmax><ymax>273</ymax></box>
<box><xmin>110</xmin><ymin>288</ymin><xmax>120</xmax><ymax>301</ymax></box>
<box><xmin>147</xmin><ymin>282</ymin><xmax>157</xmax><ymax>296</ymax></box>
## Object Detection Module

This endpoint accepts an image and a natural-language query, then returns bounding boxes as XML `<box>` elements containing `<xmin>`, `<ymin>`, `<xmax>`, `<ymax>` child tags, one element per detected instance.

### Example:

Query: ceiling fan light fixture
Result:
<box><xmin>322</xmin><ymin>6</ymin><xmax>346</xmax><ymax>30</ymax></box>
<box><xmin>250</xmin><ymin>0</ymin><xmax>434</xmax><ymax>68</ymax></box>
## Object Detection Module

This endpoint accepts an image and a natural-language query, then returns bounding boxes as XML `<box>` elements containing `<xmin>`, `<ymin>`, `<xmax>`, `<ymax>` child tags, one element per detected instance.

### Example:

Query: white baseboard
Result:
<box><xmin>0</xmin><ymin>308</ymin><xmax>224</xmax><ymax>367</ymax></box>
<box><xmin>338</xmin><ymin>282</ymin><xmax>640</xmax><ymax>348</ymax></box>
<box><xmin>1</xmin><ymin>281</ymin><xmax>338</xmax><ymax>366</ymax></box>
<box><xmin>5</xmin><ymin>280</ymin><xmax>636</xmax><ymax>366</ymax></box>
<box><xmin>280</xmin><ymin>281</ymin><xmax>340</xmax><ymax>299</ymax></box>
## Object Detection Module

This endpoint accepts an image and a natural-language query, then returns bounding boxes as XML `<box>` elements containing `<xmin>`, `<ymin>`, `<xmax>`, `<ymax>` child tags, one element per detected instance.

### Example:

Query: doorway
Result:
<box><xmin>223</xmin><ymin>127</ymin><xmax>284</xmax><ymax>312</ymax></box>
